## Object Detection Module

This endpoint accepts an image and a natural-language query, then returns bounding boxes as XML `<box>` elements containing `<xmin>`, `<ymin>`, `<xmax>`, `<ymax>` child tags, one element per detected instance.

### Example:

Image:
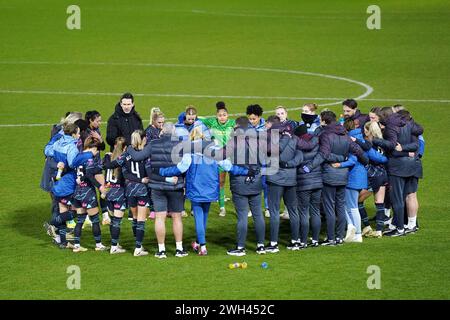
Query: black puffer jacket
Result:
<box><xmin>296</xmin><ymin>134</ymin><xmax>323</xmax><ymax>191</ymax></box>
<box><xmin>126</xmin><ymin>133</ymin><xmax>185</xmax><ymax>191</ymax></box>
<box><xmin>373</xmin><ymin>113</ymin><xmax>423</xmax><ymax>178</ymax></box>
<box><xmin>106</xmin><ymin>103</ymin><xmax>143</xmax><ymax>151</ymax></box>
<box><xmin>266</xmin><ymin>123</ymin><xmax>303</xmax><ymax>187</ymax></box>
<box><xmin>350</xmin><ymin>110</ymin><xmax>370</xmax><ymax>129</ymax></box>
<box><xmin>319</xmin><ymin>122</ymin><xmax>368</xmax><ymax>186</ymax></box>
<box><xmin>226</xmin><ymin>127</ymin><xmax>263</xmax><ymax>196</ymax></box>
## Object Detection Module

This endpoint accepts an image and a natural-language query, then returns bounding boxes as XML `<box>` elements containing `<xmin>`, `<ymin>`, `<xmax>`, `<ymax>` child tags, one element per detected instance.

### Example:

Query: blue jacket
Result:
<box><xmin>45</xmin><ymin>134</ymin><xmax>79</xmax><ymax>168</ymax></box>
<box><xmin>342</xmin><ymin>129</ymin><xmax>387</xmax><ymax>190</ymax></box>
<box><xmin>248</xmin><ymin>118</ymin><xmax>266</xmax><ymax>132</ymax></box>
<box><xmin>51</xmin><ymin>152</ymin><xmax>93</xmax><ymax>197</ymax></box>
<box><xmin>175</xmin><ymin>112</ymin><xmax>211</xmax><ymax>141</ymax></box>
<box><xmin>159</xmin><ymin>146</ymin><xmax>247</xmax><ymax>202</ymax></box>
<box><xmin>419</xmin><ymin>135</ymin><xmax>425</xmax><ymax>158</ymax></box>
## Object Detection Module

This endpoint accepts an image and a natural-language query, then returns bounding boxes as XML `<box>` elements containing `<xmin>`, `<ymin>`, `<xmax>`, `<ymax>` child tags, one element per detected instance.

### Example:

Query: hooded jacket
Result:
<box><xmin>296</xmin><ymin>134</ymin><xmax>323</xmax><ymax>191</ymax></box>
<box><xmin>342</xmin><ymin>128</ymin><xmax>387</xmax><ymax>190</ymax></box>
<box><xmin>106</xmin><ymin>103</ymin><xmax>143</xmax><ymax>151</ymax></box>
<box><xmin>266</xmin><ymin>123</ymin><xmax>303</xmax><ymax>187</ymax></box>
<box><xmin>349</xmin><ymin>110</ymin><xmax>370</xmax><ymax>129</ymax></box>
<box><xmin>373</xmin><ymin>113</ymin><xmax>423</xmax><ymax>178</ymax></box>
<box><xmin>319</xmin><ymin>122</ymin><xmax>368</xmax><ymax>186</ymax></box>
<box><xmin>299</xmin><ymin>113</ymin><xmax>321</xmax><ymax>135</ymax></box>
<box><xmin>226</xmin><ymin>127</ymin><xmax>263</xmax><ymax>196</ymax></box>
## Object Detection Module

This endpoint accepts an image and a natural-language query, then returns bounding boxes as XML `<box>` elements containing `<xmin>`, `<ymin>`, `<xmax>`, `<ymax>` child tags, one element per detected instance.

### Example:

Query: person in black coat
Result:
<box><xmin>106</xmin><ymin>93</ymin><xmax>143</xmax><ymax>152</ymax></box>
<box><xmin>294</xmin><ymin>124</ymin><xmax>323</xmax><ymax>248</ymax></box>
<box><xmin>318</xmin><ymin>111</ymin><xmax>368</xmax><ymax>246</ymax></box>
<box><xmin>372</xmin><ymin>107</ymin><xmax>423</xmax><ymax>236</ymax></box>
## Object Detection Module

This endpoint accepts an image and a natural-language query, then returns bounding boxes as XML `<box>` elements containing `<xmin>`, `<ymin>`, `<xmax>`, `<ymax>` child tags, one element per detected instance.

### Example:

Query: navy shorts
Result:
<box><xmin>55</xmin><ymin>195</ymin><xmax>73</xmax><ymax>206</ymax></box>
<box><xmin>72</xmin><ymin>186</ymin><xmax>99</xmax><ymax>209</ymax></box>
<box><xmin>106</xmin><ymin>186</ymin><xmax>127</xmax><ymax>211</ymax></box>
<box><xmin>151</xmin><ymin>189</ymin><xmax>185</xmax><ymax>213</ymax></box>
<box><xmin>404</xmin><ymin>177</ymin><xmax>419</xmax><ymax>194</ymax></box>
<box><xmin>126</xmin><ymin>182</ymin><xmax>149</xmax><ymax>208</ymax></box>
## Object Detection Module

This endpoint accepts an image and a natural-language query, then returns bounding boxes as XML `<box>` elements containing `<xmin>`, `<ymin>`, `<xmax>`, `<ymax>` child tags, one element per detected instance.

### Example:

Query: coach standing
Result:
<box><xmin>106</xmin><ymin>92</ymin><xmax>143</xmax><ymax>151</ymax></box>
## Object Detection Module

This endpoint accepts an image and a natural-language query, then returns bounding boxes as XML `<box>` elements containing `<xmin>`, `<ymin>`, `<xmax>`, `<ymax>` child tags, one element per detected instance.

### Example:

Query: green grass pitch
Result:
<box><xmin>0</xmin><ymin>0</ymin><xmax>449</xmax><ymax>299</ymax></box>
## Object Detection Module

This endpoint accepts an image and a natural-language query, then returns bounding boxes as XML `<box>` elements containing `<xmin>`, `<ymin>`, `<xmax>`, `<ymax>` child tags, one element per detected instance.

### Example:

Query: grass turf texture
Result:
<box><xmin>0</xmin><ymin>0</ymin><xmax>449</xmax><ymax>299</ymax></box>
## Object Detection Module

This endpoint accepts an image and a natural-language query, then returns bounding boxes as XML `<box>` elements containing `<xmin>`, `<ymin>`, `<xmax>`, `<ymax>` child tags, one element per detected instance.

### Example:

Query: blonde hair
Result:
<box><xmin>275</xmin><ymin>106</ymin><xmax>287</xmax><ymax>112</ymax></box>
<box><xmin>131</xmin><ymin>130</ymin><xmax>146</xmax><ymax>150</ymax></box>
<box><xmin>60</xmin><ymin>112</ymin><xmax>82</xmax><ymax>128</ymax></box>
<box><xmin>112</xmin><ymin>137</ymin><xmax>126</xmax><ymax>178</ymax></box>
<box><xmin>304</xmin><ymin>103</ymin><xmax>318</xmax><ymax>112</ymax></box>
<box><xmin>149</xmin><ymin>107</ymin><xmax>164</xmax><ymax>126</ymax></box>
<box><xmin>364</xmin><ymin>121</ymin><xmax>383</xmax><ymax>140</ymax></box>
<box><xmin>189</xmin><ymin>127</ymin><xmax>204</xmax><ymax>141</ymax></box>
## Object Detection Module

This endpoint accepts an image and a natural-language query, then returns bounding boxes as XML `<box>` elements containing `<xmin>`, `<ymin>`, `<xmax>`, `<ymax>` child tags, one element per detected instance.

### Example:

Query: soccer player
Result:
<box><xmin>318</xmin><ymin>111</ymin><xmax>368</xmax><ymax>246</ymax></box>
<box><xmin>123</xmin><ymin>130</ymin><xmax>151</xmax><ymax>256</ymax></box>
<box><xmin>102</xmin><ymin>137</ymin><xmax>128</xmax><ymax>254</ymax></box>
<box><xmin>126</xmin><ymin>123</ymin><xmax>188</xmax><ymax>259</ymax></box>
<box><xmin>226</xmin><ymin>117</ymin><xmax>266</xmax><ymax>256</ymax></box>
<box><xmin>198</xmin><ymin>102</ymin><xmax>236</xmax><ymax>217</ymax></box>
<box><xmin>246</xmin><ymin>104</ymin><xmax>270</xmax><ymax>218</ymax></box>
<box><xmin>371</xmin><ymin>107</ymin><xmax>423</xmax><ymax>237</ymax></box>
<box><xmin>264</xmin><ymin>116</ymin><xmax>304</xmax><ymax>253</ymax></box>
<box><xmin>71</xmin><ymin>136</ymin><xmax>109</xmax><ymax>253</ymax></box>
<box><xmin>361</xmin><ymin>121</ymin><xmax>389</xmax><ymax>238</ymax></box>
<box><xmin>157</xmin><ymin>128</ymin><xmax>248</xmax><ymax>255</ymax></box>
<box><xmin>41</xmin><ymin>112</ymin><xmax>82</xmax><ymax>239</ymax></box>
<box><xmin>85</xmin><ymin>110</ymin><xmax>109</xmax><ymax>225</ymax></box>
<box><xmin>45</xmin><ymin>123</ymin><xmax>85</xmax><ymax>249</ymax></box>
<box><xmin>298</xmin><ymin>103</ymin><xmax>321</xmax><ymax>135</ymax></box>
<box><xmin>294</xmin><ymin>124</ymin><xmax>323</xmax><ymax>248</ymax></box>
<box><xmin>144</xmin><ymin>107</ymin><xmax>165</xmax><ymax>220</ymax></box>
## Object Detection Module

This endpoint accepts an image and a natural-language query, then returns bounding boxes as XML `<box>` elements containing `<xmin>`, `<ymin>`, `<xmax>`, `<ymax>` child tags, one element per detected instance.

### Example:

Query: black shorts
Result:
<box><xmin>106</xmin><ymin>187</ymin><xmax>127</xmax><ymax>211</ymax></box>
<box><xmin>404</xmin><ymin>177</ymin><xmax>419</xmax><ymax>194</ymax></box>
<box><xmin>126</xmin><ymin>182</ymin><xmax>149</xmax><ymax>208</ymax></box>
<box><xmin>72</xmin><ymin>186</ymin><xmax>98</xmax><ymax>209</ymax></box>
<box><xmin>55</xmin><ymin>195</ymin><xmax>73</xmax><ymax>206</ymax></box>
<box><xmin>128</xmin><ymin>195</ymin><xmax>150</xmax><ymax>208</ymax></box>
<box><xmin>151</xmin><ymin>189</ymin><xmax>185</xmax><ymax>213</ymax></box>
<box><xmin>369</xmin><ymin>174</ymin><xmax>388</xmax><ymax>194</ymax></box>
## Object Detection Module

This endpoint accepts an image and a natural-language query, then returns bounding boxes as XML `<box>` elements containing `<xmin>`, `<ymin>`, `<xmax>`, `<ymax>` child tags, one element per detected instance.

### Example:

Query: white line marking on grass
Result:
<box><xmin>0</xmin><ymin>59</ymin><xmax>374</xmax><ymax>105</ymax></box>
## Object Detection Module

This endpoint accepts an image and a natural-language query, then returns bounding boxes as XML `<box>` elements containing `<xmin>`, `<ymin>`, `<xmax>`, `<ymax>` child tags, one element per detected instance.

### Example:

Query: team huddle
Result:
<box><xmin>41</xmin><ymin>93</ymin><xmax>424</xmax><ymax>258</ymax></box>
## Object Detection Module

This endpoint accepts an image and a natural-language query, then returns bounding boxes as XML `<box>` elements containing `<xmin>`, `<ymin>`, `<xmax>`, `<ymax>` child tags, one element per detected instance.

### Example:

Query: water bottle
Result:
<box><xmin>229</xmin><ymin>262</ymin><xmax>247</xmax><ymax>269</ymax></box>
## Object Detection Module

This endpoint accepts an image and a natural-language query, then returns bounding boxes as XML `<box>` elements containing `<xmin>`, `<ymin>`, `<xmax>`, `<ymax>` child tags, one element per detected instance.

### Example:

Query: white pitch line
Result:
<box><xmin>0</xmin><ymin>60</ymin><xmax>374</xmax><ymax>105</ymax></box>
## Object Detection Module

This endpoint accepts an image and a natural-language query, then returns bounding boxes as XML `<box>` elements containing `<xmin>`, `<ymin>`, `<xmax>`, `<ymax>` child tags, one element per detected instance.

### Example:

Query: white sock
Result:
<box><xmin>237</xmin><ymin>246</ymin><xmax>244</xmax><ymax>250</ymax></box>
<box><xmin>408</xmin><ymin>217</ymin><xmax>417</xmax><ymax>229</ymax></box>
<box><xmin>176</xmin><ymin>241</ymin><xmax>183</xmax><ymax>251</ymax></box>
<box><xmin>96</xmin><ymin>243</ymin><xmax>103</xmax><ymax>248</ymax></box>
<box><xmin>385</xmin><ymin>208</ymin><xmax>391</xmax><ymax>217</ymax></box>
<box><xmin>257</xmin><ymin>243</ymin><xmax>264</xmax><ymax>248</ymax></box>
<box><xmin>111</xmin><ymin>245</ymin><xmax>117</xmax><ymax>250</ymax></box>
<box><xmin>270</xmin><ymin>241</ymin><xmax>277</xmax><ymax>246</ymax></box>
<box><xmin>74</xmin><ymin>244</ymin><xmax>80</xmax><ymax>248</ymax></box>
<box><xmin>158</xmin><ymin>243</ymin><xmax>165</xmax><ymax>252</ymax></box>
<box><xmin>200</xmin><ymin>245</ymin><xmax>207</xmax><ymax>251</ymax></box>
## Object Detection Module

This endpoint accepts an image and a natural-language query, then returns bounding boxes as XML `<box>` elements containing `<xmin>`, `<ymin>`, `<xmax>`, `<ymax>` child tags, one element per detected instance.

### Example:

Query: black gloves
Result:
<box><xmin>245</xmin><ymin>167</ymin><xmax>260</xmax><ymax>184</ymax></box>
<box><xmin>279</xmin><ymin>161</ymin><xmax>288</xmax><ymax>168</ymax></box>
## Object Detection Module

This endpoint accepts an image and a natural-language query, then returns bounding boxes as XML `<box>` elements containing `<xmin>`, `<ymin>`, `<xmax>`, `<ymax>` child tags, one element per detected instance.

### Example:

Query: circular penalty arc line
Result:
<box><xmin>0</xmin><ymin>60</ymin><xmax>374</xmax><ymax>123</ymax></box>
